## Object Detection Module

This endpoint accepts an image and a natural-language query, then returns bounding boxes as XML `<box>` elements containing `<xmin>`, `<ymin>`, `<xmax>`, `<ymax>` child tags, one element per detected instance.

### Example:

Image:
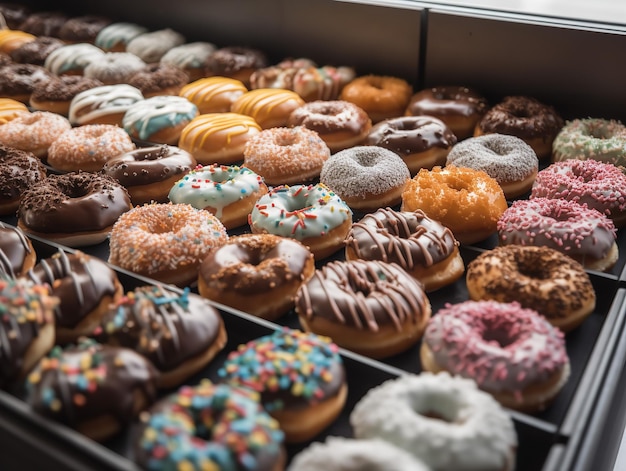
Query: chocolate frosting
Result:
<box><xmin>0</xmin><ymin>144</ymin><xmax>46</xmax><ymax>203</ymax></box>
<box><xmin>366</xmin><ymin>115</ymin><xmax>457</xmax><ymax>154</ymax></box>
<box><xmin>127</xmin><ymin>63</ymin><xmax>190</xmax><ymax>95</ymax></box>
<box><xmin>206</xmin><ymin>47</ymin><xmax>268</xmax><ymax>75</ymax></box>
<box><xmin>19</xmin><ymin>11</ymin><xmax>67</xmax><ymax>37</ymax></box>
<box><xmin>406</xmin><ymin>86</ymin><xmax>488</xmax><ymax>118</ymax></box>
<box><xmin>0</xmin><ymin>63</ymin><xmax>53</xmax><ymax>95</ymax></box>
<box><xmin>30</xmin><ymin>75</ymin><xmax>103</xmax><ymax>102</ymax></box>
<box><xmin>0</xmin><ymin>223</ymin><xmax>33</xmax><ymax>277</ymax></box>
<box><xmin>287</xmin><ymin>100</ymin><xmax>370</xmax><ymax>135</ymax></box>
<box><xmin>10</xmin><ymin>36</ymin><xmax>64</xmax><ymax>66</ymax></box>
<box><xmin>58</xmin><ymin>15</ymin><xmax>111</xmax><ymax>43</ymax></box>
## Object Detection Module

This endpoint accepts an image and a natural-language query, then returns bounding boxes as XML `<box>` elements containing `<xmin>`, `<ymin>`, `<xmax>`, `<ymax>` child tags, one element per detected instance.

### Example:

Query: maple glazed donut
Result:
<box><xmin>466</xmin><ymin>245</ymin><xmax>596</xmax><ymax>332</ymax></box>
<box><xmin>0</xmin><ymin>110</ymin><xmax>71</xmax><ymax>159</ymax></box>
<box><xmin>179</xmin><ymin>76</ymin><xmax>248</xmax><ymax>114</ymax></box>
<box><xmin>108</xmin><ymin>203</ymin><xmax>228</xmax><ymax>287</ymax></box>
<box><xmin>366</xmin><ymin>115</ymin><xmax>457</xmax><ymax>174</ymax></box>
<box><xmin>498</xmin><ymin>197</ymin><xmax>618</xmax><ymax>272</ymax></box>
<box><xmin>198</xmin><ymin>233</ymin><xmax>315</xmax><ymax>320</ymax></box>
<box><xmin>0</xmin><ymin>222</ymin><xmax>37</xmax><ymax>277</ymax></box>
<box><xmin>18</xmin><ymin>172</ymin><xmax>131</xmax><ymax>247</ymax></box>
<box><xmin>345</xmin><ymin>207</ymin><xmax>464</xmax><ymax>292</ymax></box>
<box><xmin>295</xmin><ymin>259</ymin><xmax>432</xmax><ymax>359</ymax></box>
<box><xmin>168</xmin><ymin>163</ymin><xmax>268</xmax><ymax>229</ymax></box>
<box><xmin>0</xmin><ymin>145</ymin><xmax>46</xmax><ymax>216</ymax></box>
<box><xmin>552</xmin><ymin>118</ymin><xmax>626</xmax><ymax>166</ymax></box>
<box><xmin>231</xmin><ymin>88</ymin><xmax>305</xmax><ymax>129</ymax></box>
<box><xmin>421</xmin><ymin>300</ymin><xmax>570</xmax><ymax>412</ymax></box>
<box><xmin>249</xmin><ymin>183</ymin><xmax>352</xmax><ymax>260</ymax></box>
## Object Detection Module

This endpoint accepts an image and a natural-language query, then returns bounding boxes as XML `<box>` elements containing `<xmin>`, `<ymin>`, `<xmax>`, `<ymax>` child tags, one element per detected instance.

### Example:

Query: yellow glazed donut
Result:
<box><xmin>231</xmin><ymin>88</ymin><xmax>305</xmax><ymax>129</ymax></box>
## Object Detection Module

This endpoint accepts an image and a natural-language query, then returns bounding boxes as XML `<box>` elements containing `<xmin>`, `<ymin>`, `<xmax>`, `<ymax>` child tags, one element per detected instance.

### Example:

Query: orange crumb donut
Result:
<box><xmin>0</xmin><ymin>111</ymin><xmax>71</xmax><ymax>159</ymax></box>
<box><xmin>340</xmin><ymin>75</ymin><xmax>413</xmax><ymax>123</ymax></box>
<box><xmin>0</xmin><ymin>98</ymin><xmax>29</xmax><ymax>124</ymax></box>
<box><xmin>179</xmin><ymin>76</ymin><xmax>248</xmax><ymax>114</ymax></box>
<box><xmin>231</xmin><ymin>88</ymin><xmax>305</xmax><ymax>129</ymax></box>
<box><xmin>178</xmin><ymin>112</ymin><xmax>262</xmax><ymax>165</ymax></box>
<box><xmin>108</xmin><ymin>203</ymin><xmax>228</xmax><ymax>287</ymax></box>
<box><xmin>401</xmin><ymin>165</ymin><xmax>508</xmax><ymax>245</ymax></box>
<box><xmin>244</xmin><ymin>126</ymin><xmax>330</xmax><ymax>185</ymax></box>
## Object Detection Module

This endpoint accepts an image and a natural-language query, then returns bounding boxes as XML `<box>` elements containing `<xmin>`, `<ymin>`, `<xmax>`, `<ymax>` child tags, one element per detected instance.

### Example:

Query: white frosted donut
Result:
<box><xmin>44</xmin><ymin>43</ymin><xmax>105</xmax><ymax>75</ymax></box>
<box><xmin>350</xmin><ymin>372</ymin><xmax>517</xmax><ymax>471</ymax></box>
<box><xmin>95</xmin><ymin>22</ymin><xmax>149</xmax><ymax>52</ymax></box>
<box><xmin>69</xmin><ymin>84</ymin><xmax>144</xmax><ymax>126</ymax></box>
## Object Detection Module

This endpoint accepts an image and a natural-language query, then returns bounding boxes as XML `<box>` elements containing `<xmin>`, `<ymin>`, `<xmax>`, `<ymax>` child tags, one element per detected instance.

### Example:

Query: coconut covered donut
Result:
<box><xmin>552</xmin><ymin>118</ymin><xmax>626</xmax><ymax>166</ymax></box>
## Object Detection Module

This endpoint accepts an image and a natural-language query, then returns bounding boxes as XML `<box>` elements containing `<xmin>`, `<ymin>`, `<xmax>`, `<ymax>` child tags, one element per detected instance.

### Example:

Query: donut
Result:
<box><xmin>401</xmin><ymin>165</ymin><xmax>508</xmax><ymax>244</ymax></box>
<box><xmin>231</xmin><ymin>88</ymin><xmax>305</xmax><ymax>129</ymax></box>
<box><xmin>29</xmin><ymin>75</ymin><xmax>103</xmax><ymax>116</ymax></box>
<box><xmin>103</xmin><ymin>145</ymin><xmax>196</xmax><ymax>205</ymax></box>
<box><xmin>83</xmin><ymin>52</ymin><xmax>146</xmax><ymax>85</ymax></box>
<box><xmin>365</xmin><ymin>115</ymin><xmax>457</xmax><ymax>174</ymax></box>
<box><xmin>108</xmin><ymin>202</ymin><xmax>228</xmax><ymax>287</ymax></box>
<box><xmin>23</xmin><ymin>250</ymin><xmax>124</xmax><ymax>345</ymax></box>
<box><xmin>339</xmin><ymin>75</ymin><xmax>413</xmax><ymax>123</ymax></box>
<box><xmin>287</xmin><ymin>100</ymin><xmax>372</xmax><ymax>153</ymax></box>
<box><xmin>198</xmin><ymin>233</ymin><xmax>315</xmax><ymax>319</ymax></box>
<box><xmin>204</xmin><ymin>46</ymin><xmax>268</xmax><ymax>86</ymax></box>
<box><xmin>0</xmin><ymin>144</ymin><xmax>46</xmax><ymax>215</ymax></box>
<box><xmin>0</xmin><ymin>97</ymin><xmax>29</xmax><ymax>124</ymax></box>
<box><xmin>122</xmin><ymin>95</ymin><xmax>198</xmax><ymax>145</ymax></box>
<box><xmin>320</xmin><ymin>145</ymin><xmax>411</xmax><ymax>211</ymax></box>
<box><xmin>126</xmin><ymin>62</ymin><xmax>190</xmax><ymax>98</ymax></box>
<box><xmin>0</xmin><ymin>222</ymin><xmax>36</xmax><ymax>277</ymax></box>
<box><xmin>160</xmin><ymin>41</ymin><xmax>216</xmax><ymax>82</ymax></box>
<box><xmin>530</xmin><ymin>159</ymin><xmax>626</xmax><ymax>227</ymax></box>
<box><xmin>475</xmin><ymin>95</ymin><xmax>564</xmax><ymax>160</ymax></box>
<box><xmin>345</xmin><ymin>207</ymin><xmax>464</xmax><ymax>291</ymax></box>
<box><xmin>94</xmin><ymin>22</ymin><xmax>149</xmax><ymax>52</ymax></box>
<box><xmin>126</xmin><ymin>28</ymin><xmax>185</xmax><ymax>63</ymax></box>
<box><xmin>9</xmin><ymin>35</ymin><xmax>63</xmax><ymax>66</ymax></box>
<box><xmin>466</xmin><ymin>244</ymin><xmax>596</xmax><ymax>332</ymax></box>
<box><xmin>350</xmin><ymin>372</ymin><xmax>517</xmax><ymax>471</ymax></box>
<box><xmin>68</xmin><ymin>84</ymin><xmax>144</xmax><ymax>127</ymax></box>
<box><xmin>497</xmin><ymin>197</ymin><xmax>618</xmax><ymax>272</ymax></box>
<box><xmin>179</xmin><ymin>76</ymin><xmax>248</xmax><ymax>114</ymax></box>
<box><xmin>133</xmin><ymin>380</ymin><xmax>285</xmax><ymax>471</ymax></box>
<box><xmin>243</xmin><ymin>126</ymin><xmax>330</xmax><ymax>185</ymax></box>
<box><xmin>47</xmin><ymin>124</ymin><xmax>136</xmax><ymax>172</ymax></box>
<box><xmin>0</xmin><ymin>29</ymin><xmax>35</xmax><ymax>54</ymax></box>
<box><xmin>446</xmin><ymin>133</ymin><xmax>539</xmax><ymax>199</ymax></box>
<box><xmin>0</xmin><ymin>276</ymin><xmax>56</xmax><ymax>389</ymax></box>
<box><xmin>0</xmin><ymin>3</ymin><xmax>31</xmax><ymax>30</ymax></box>
<box><xmin>18</xmin><ymin>11</ymin><xmax>67</xmax><ymax>37</ymax></box>
<box><xmin>178</xmin><ymin>112</ymin><xmax>261</xmax><ymax>165</ymax></box>
<box><xmin>552</xmin><ymin>118</ymin><xmax>626</xmax><ymax>166</ymax></box>
<box><xmin>168</xmin><ymin>163</ymin><xmax>268</xmax><ymax>229</ymax></box>
<box><xmin>405</xmin><ymin>86</ymin><xmax>489</xmax><ymax>140</ymax></box>
<box><xmin>421</xmin><ymin>300</ymin><xmax>570</xmax><ymax>412</ymax></box>
<box><xmin>218</xmin><ymin>328</ymin><xmax>346</xmax><ymax>443</ymax></box>
<box><xmin>0</xmin><ymin>63</ymin><xmax>53</xmax><ymax>103</ymax></box>
<box><xmin>25</xmin><ymin>339</ymin><xmax>159</xmax><ymax>442</ymax></box>
<box><xmin>0</xmin><ymin>51</ymin><xmax>11</xmax><ymax>66</ymax></box>
<box><xmin>295</xmin><ymin>259</ymin><xmax>431</xmax><ymax>359</ymax></box>
<box><xmin>44</xmin><ymin>43</ymin><xmax>105</xmax><ymax>76</ymax></box>
<box><xmin>0</xmin><ymin>110</ymin><xmax>71</xmax><ymax>159</ymax></box>
<box><xmin>58</xmin><ymin>15</ymin><xmax>111</xmax><ymax>44</ymax></box>
<box><xmin>93</xmin><ymin>285</ymin><xmax>227</xmax><ymax>389</ymax></box>
<box><xmin>17</xmin><ymin>172</ymin><xmax>132</xmax><ymax>247</ymax></box>
<box><xmin>249</xmin><ymin>183</ymin><xmax>352</xmax><ymax>260</ymax></box>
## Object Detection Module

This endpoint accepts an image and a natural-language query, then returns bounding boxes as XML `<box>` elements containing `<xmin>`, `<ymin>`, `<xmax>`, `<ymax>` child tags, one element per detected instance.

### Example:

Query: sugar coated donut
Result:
<box><xmin>446</xmin><ymin>133</ymin><xmax>539</xmax><ymax>199</ymax></box>
<box><xmin>0</xmin><ymin>63</ymin><xmax>53</xmax><ymax>103</ymax></box>
<box><xmin>0</xmin><ymin>144</ymin><xmax>46</xmax><ymax>215</ymax></box>
<box><xmin>18</xmin><ymin>172</ymin><xmax>132</xmax><ymax>248</ymax></box>
<box><xmin>219</xmin><ymin>328</ymin><xmax>346</xmax><ymax>443</ymax></box>
<box><xmin>83</xmin><ymin>52</ymin><xmax>146</xmax><ymax>85</ymax></box>
<box><xmin>350</xmin><ymin>372</ymin><xmax>517</xmax><ymax>471</ymax></box>
<box><xmin>244</xmin><ymin>126</ymin><xmax>330</xmax><ymax>185</ymax></box>
<box><xmin>295</xmin><ymin>259</ymin><xmax>431</xmax><ymax>359</ymax></box>
<box><xmin>204</xmin><ymin>46</ymin><xmax>268</xmax><ymax>86</ymax></box>
<box><xmin>320</xmin><ymin>145</ymin><xmax>410</xmax><ymax>211</ymax></box>
<box><xmin>29</xmin><ymin>75</ymin><xmax>103</xmax><ymax>116</ymax></box>
<box><xmin>466</xmin><ymin>245</ymin><xmax>596</xmax><ymax>332</ymax></box>
<box><xmin>345</xmin><ymin>207</ymin><xmax>464</xmax><ymax>291</ymax></box>
<box><xmin>530</xmin><ymin>159</ymin><xmax>626</xmax><ymax>227</ymax></box>
<box><xmin>9</xmin><ymin>35</ymin><xmax>63</xmax><ymax>66</ymax></box>
<box><xmin>0</xmin><ymin>97</ymin><xmax>29</xmax><ymax>124</ymax></box>
<box><xmin>133</xmin><ymin>380</ymin><xmax>285</xmax><ymax>471</ymax></box>
<box><xmin>44</xmin><ymin>43</ymin><xmax>105</xmax><ymax>76</ymax></box>
<box><xmin>68</xmin><ymin>83</ymin><xmax>144</xmax><ymax>126</ymax></box>
<box><xmin>126</xmin><ymin>62</ymin><xmax>190</xmax><ymax>98</ymax></box>
<box><xmin>366</xmin><ymin>116</ymin><xmax>457</xmax><ymax>174</ymax></box>
<box><xmin>0</xmin><ymin>222</ymin><xmax>36</xmax><ymax>277</ymax></box>
<box><xmin>498</xmin><ymin>197</ymin><xmax>618</xmax><ymax>272</ymax></box>
<box><xmin>552</xmin><ymin>118</ymin><xmax>626</xmax><ymax>166</ymax></box>
<box><xmin>179</xmin><ymin>76</ymin><xmax>248</xmax><ymax>114</ymax></box>
<box><xmin>93</xmin><ymin>285</ymin><xmax>227</xmax><ymax>389</ymax></box>
<box><xmin>0</xmin><ymin>110</ymin><xmax>71</xmax><ymax>158</ymax></box>
<box><xmin>198</xmin><ymin>233</ymin><xmax>315</xmax><ymax>320</ymax></box>
<box><xmin>160</xmin><ymin>41</ymin><xmax>216</xmax><ymax>82</ymax></box>
<box><xmin>95</xmin><ymin>22</ymin><xmax>148</xmax><ymax>52</ymax></box>
<box><xmin>421</xmin><ymin>300</ymin><xmax>570</xmax><ymax>412</ymax></box>
<box><xmin>126</xmin><ymin>28</ymin><xmax>185</xmax><ymax>63</ymax></box>
<box><xmin>168</xmin><ymin>163</ymin><xmax>268</xmax><ymax>229</ymax></box>
<box><xmin>339</xmin><ymin>75</ymin><xmax>413</xmax><ymax>123</ymax></box>
<box><xmin>249</xmin><ymin>183</ymin><xmax>352</xmax><ymax>260</ymax></box>
<box><xmin>401</xmin><ymin>165</ymin><xmax>508</xmax><ymax>244</ymax></box>
<box><xmin>231</xmin><ymin>88</ymin><xmax>305</xmax><ymax>129</ymax></box>
<box><xmin>108</xmin><ymin>203</ymin><xmax>228</xmax><ymax>287</ymax></box>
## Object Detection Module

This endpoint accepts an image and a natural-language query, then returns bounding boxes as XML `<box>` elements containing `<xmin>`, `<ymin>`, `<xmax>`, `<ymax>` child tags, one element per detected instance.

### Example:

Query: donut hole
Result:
<box><xmin>63</xmin><ymin>184</ymin><xmax>91</xmax><ymax>199</ymax></box>
<box><xmin>482</xmin><ymin>329</ymin><xmax>516</xmax><ymax>348</ymax></box>
<box><xmin>509</xmin><ymin>107</ymin><xmax>532</xmax><ymax>119</ymax></box>
<box><xmin>588</xmin><ymin>127</ymin><xmax>612</xmax><ymax>139</ymax></box>
<box><xmin>410</xmin><ymin>392</ymin><xmax>459</xmax><ymax>423</ymax></box>
<box><xmin>516</xmin><ymin>261</ymin><xmax>550</xmax><ymax>280</ymax></box>
<box><xmin>445</xmin><ymin>179</ymin><xmax>471</xmax><ymax>192</ymax></box>
<box><xmin>276</xmin><ymin>133</ymin><xmax>298</xmax><ymax>147</ymax></box>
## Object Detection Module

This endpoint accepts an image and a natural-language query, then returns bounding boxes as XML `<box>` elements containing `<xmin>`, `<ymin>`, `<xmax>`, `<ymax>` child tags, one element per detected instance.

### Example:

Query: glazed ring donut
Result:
<box><xmin>466</xmin><ymin>244</ymin><xmax>596</xmax><ymax>332</ymax></box>
<box><xmin>243</xmin><ymin>126</ymin><xmax>330</xmax><ymax>185</ymax></box>
<box><xmin>178</xmin><ymin>76</ymin><xmax>248</xmax><ymax>114</ymax></box>
<box><xmin>0</xmin><ymin>98</ymin><xmax>29</xmax><ymax>124</ymax></box>
<box><xmin>446</xmin><ymin>133</ymin><xmax>539</xmax><ymax>199</ymax></box>
<box><xmin>366</xmin><ymin>115</ymin><xmax>457</xmax><ymax>174</ymax></box>
<box><xmin>18</xmin><ymin>172</ymin><xmax>131</xmax><ymax>247</ymax></box>
<box><xmin>295</xmin><ymin>259</ymin><xmax>432</xmax><ymax>359</ymax></box>
<box><xmin>231</xmin><ymin>88</ymin><xmax>305</xmax><ymax>129</ymax></box>
<box><xmin>339</xmin><ymin>75</ymin><xmax>413</xmax><ymax>123</ymax></box>
<box><xmin>345</xmin><ymin>207</ymin><xmax>464</xmax><ymax>292</ymax></box>
<box><xmin>218</xmin><ymin>328</ymin><xmax>346</xmax><ymax>443</ymax></box>
<box><xmin>350</xmin><ymin>372</ymin><xmax>517</xmax><ymax>471</ymax></box>
<box><xmin>198</xmin><ymin>233</ymin><xmax>315</xmax><ymax>320</ymax></box>
<box><xmin>0</xmin><ymin>144</ymin><xmax>46</xmax><ymax>216</ymax></box>
<box><xmin>134</xmin><ymin>380</ymin><xmax>285</xmax><ymax>471</ymax></box>
<box><xmin>552</xmin><ymin>118</ymin><xmax>626</xmax><ymax>166</ymax></box>
<box><xmin>249</xmin><ymin>183</ymin><xmax>352</xmax><ymax>260</ymax></box>
<box><xmin>0</xmin><ymin>222</ymin><xmax>37</xmax><ymax>277</ymax></box>
<box><xmin>498</xmin><ymin>197</ymin><xmax>618</xmax><ymax>272</ymax></box>
<box><xmin>401</xmin><ymin>165</ymin><xmax>508</xmax><ymax>245</ymax></box>
<box><xmin>108</xmin><ymin>203</ymin><xmax>228</xmax><ymax>287</ymax></box>
<box><xmin>0</xmin><ymin>110</ymin><xmax>71</xmax><ymax>159</ymax></box>
<box><xmin>530</xmin><ymin>159</ymin><xmax>626</xmax><ymax>227</ymax></box>
<box><xmin>168</xmin><ymin>163</ymin><xmax>268</xmax><ymax>229</ymax></box>
<box><xmin>320</xmin><ymin>145</ymin><xmax>411</xmax><ymax>211</ymax></box>
<box><xmin>421</xmin><ymin>300</ymin><xmax>570</xmax><ymax>412</ymax></box>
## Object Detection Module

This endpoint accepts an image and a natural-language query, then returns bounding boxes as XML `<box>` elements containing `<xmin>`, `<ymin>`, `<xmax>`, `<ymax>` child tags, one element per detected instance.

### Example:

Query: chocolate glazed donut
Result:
<box><xmin>0</xmin><ymin>223</ymin><xmax>36</xmax><ymax>277</ymax></box>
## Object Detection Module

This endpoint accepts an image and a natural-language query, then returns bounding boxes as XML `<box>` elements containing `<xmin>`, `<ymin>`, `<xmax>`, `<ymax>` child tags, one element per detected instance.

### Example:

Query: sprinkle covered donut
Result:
<box><xmin>0</xmin><ymin>63</ymin><xmax>53</xmax><ymax>104</ymax></box>
<box><xmin>552</xmin><ymin>118</ymin><xmax>626</xmax><ymax>166</ymax></box>
<box><xmin>126</xmin><ymin>63</ymin><xmax>190</xmax><ymax>98</ymax></box>
<box><xmin>0</xmin><ymin>144</ymin><xmax>46</xmax><ymax>216</ymax></box>
<box><xmin>29</xmin><ymin>75</ymin><xmax>104</xmax><ymax>116</ymax></box>
<box><xmin>0</xmin><ymin>110</ymin><xmax>71</xmax><ymax>159</ymax></box>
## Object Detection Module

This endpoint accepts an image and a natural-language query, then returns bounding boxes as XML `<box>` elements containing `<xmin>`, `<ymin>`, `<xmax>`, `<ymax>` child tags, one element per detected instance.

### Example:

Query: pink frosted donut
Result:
<box><xmin>498</xmin><ymin>197</ymin><xmax>618</xmax><ymax>271</ymax></box>
<box><xmin>530</xmin><ymin>159</ymin><xmax>626</xmax><ymax>227</ymax></box>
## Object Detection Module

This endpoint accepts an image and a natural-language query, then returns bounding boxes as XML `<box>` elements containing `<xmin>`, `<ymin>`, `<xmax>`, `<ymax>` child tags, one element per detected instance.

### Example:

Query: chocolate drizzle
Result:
<box><xmin>0</xmin><ymin>223</ymin><xmax>33</xmax><ymax>277</ymax></box>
